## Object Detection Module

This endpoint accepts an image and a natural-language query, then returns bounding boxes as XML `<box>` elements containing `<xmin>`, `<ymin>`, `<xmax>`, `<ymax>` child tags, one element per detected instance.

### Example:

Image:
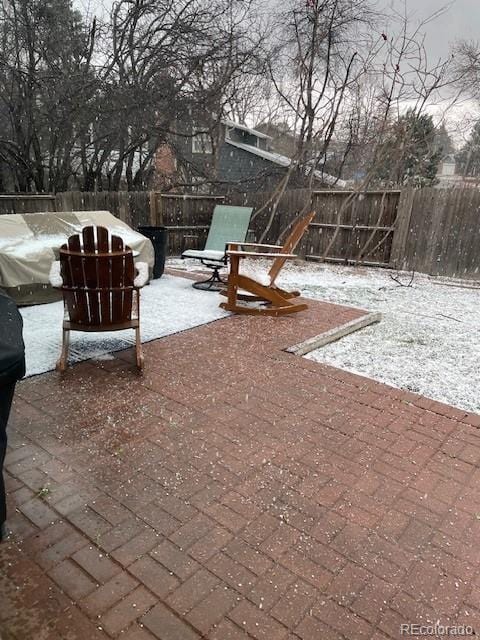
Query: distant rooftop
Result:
<box><xmin>222</xmin><ymin>119</ymin><xmax>272</xmax><ymax>140</ymax></box>
<box><xmin>225</xmin><ymin>138</ymin><xmax>347</xmax><ymax>188</ymax></box>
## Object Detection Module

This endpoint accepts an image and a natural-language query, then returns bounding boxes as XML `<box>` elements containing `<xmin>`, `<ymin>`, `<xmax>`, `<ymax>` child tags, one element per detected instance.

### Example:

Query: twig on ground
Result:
<box><xmin>438</xmin><ymin>313</ymin><xmax>463</xmax><ymax>323</ymax></box>
<box><xmin>389</xmin><ymin>270</ymin><xmax>415</xmax><ymax>287</ymax></box>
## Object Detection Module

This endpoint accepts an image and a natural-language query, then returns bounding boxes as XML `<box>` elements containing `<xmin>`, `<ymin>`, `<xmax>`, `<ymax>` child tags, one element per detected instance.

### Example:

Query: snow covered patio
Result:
<box><xmin>1</xmin><ymin>269</ymin><xmax>480</xmax><ymax>639</ymax></box>
<box><xmin>20</xmin><ymin>275</ymin><xmax>228</xmax><ymax>377</ymax></box>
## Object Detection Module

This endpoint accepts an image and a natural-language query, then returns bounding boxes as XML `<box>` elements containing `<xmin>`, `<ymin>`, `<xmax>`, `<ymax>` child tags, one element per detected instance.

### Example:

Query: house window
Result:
<box><xmin>243</xmin><ymin>132</ymin><xmax>258</xmax><ymax>147</ymax></box>
<box><xmin>192</xmin><ymin>133</ymin><xmax>213</xmax><ymax>154</ymax></box>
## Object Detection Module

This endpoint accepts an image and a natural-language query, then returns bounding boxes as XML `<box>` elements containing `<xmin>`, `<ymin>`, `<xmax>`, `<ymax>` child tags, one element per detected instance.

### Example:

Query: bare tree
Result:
<box><xmin>0</xmin><ymin>0</ymin><xmax>267</xmax><ymax>192</ymax></box>
<box><xmin>250</xmin><ymin>1</ymin><xmax>464</xmax><ymax>250</ymax></box>
<box><xmin>0</xmin><ymin>0</ymin><xmax>98</xmax><ymax>191</ymax></box>
<box><xmin>252</xmin><ymin>0</ymin><xmax>382</xmax><ymax>240</ymax></box>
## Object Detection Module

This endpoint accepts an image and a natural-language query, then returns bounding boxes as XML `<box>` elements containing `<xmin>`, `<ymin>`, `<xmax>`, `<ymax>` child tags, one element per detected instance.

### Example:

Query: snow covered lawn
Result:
<box><xmin>21</xmin><ymin>275</ymin><xmax>228</xmax><ymax>377</ymax></box>
<box><xmin>172</xmin><ymin>258</ymin><xmax>480</xmax><ymax>414</ymax></box>
<box><xmin>278</xmin><ymin>262</ymin><xmax>480</xmax><ymax>415</ymax></box>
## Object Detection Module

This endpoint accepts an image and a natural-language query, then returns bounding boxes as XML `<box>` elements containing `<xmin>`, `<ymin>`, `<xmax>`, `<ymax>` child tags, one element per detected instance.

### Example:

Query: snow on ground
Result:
<box><xmin>278</xmin><ymin>261</ymin><xmax>480</xmax><ymax>415</ymax></box>
<box><xmin>171</xmin><ymin>257</ymin><xmax>480</xmax><ymax>414</ymax></box>
<box><xmin>21</xmin><ymin>275</ymin><xmax>228</xmax><ymax>377</ymax></box>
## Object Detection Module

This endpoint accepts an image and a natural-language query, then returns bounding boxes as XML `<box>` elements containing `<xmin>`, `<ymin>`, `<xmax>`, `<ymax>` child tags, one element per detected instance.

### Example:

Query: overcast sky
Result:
<box><xmin>78</xmin><ymin>0</ymin><xmax>479</xmax><ymax>62</ymax></box>
<box><xmin>76</xmin><ymin>0</ymin><xmax>479</xmax><ymax>141</ymax></box>
<box><xmin>390</xmin><ymin>0</ymin><xmax>479</xmax><ymax>60</ymax></box>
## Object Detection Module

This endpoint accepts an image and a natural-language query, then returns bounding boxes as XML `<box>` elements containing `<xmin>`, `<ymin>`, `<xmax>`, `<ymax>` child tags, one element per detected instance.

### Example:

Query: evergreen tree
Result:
<box><xmin>433</xmin><ymin>123</ymin><xmax>455</xmax><ymax>158</ymax></box>
<box><xmin>375</xmin><ymin>110</ymin><xmax>442</xmax><ymax>187</ymax></box>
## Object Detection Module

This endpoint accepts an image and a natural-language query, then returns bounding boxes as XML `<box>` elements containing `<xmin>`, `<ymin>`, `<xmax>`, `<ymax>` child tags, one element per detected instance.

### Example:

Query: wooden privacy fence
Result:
<box><xmin>1</xmin><ymin>188</ymin><xmax>479</xmax><ymax>279</ymax></box>
<box><xmin>0</xmin><ymin>194</ymin><xmax>56</xmax><ymax>214</ymax></box>
<box><xmin>227</xmin><ymin>189</ymin><xmax>401</xmax><ymax>268</ymax></box>
<box><xmin>55</xmin><ymin>191</ymin><xmax>152</xmax><ymax>229</ymax></box>
<box><xmin>149</xmin><ymin>193</ymin><xmax>226</xmax><ymax>255</ymax></box>
<box><xmin>227</xmin><ymin>187</ymin><xmax>480</xmax><ymax>278</ymax></box>
<box><xmin>0</xmin><ymin>192</ymin><xmax>151</xmax><ymax>226</ymax></box>
<box><xmin>390</xmin><ymin>187</ymin><xmax>480</xmax><ymax>279</ymax></box>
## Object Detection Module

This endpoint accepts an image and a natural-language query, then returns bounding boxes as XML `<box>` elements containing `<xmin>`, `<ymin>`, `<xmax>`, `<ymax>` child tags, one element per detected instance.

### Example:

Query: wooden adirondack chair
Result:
<box><xmin>220</xmin><ymin>211</ymin><xmax>316</xmax><ymax>316</ymax></box>
<box><xmin>50</xmin><ymin>226</ymin><xmax>149</xmax><ymax>372</ymax></box>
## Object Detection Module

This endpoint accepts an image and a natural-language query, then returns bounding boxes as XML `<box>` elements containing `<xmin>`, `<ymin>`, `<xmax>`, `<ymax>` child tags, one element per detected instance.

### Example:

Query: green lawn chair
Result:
<box><xmin>182</xmin><ymin>205</ymin><xmax>253</xmax><ymax>290</ymax></box>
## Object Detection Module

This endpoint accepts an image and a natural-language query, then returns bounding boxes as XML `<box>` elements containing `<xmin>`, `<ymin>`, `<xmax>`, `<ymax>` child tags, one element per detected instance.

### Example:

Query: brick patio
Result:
<box><xmin>1</xmin><ymin>288</ymin><xmax>480</xmax><ymax>640</ymax></box>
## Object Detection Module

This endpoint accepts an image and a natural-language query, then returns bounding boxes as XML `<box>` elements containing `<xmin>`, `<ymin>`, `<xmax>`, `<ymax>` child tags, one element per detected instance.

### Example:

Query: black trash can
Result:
<box><xmin>0</xmin><ymin>290</ymin><xmax>25</xmax><ymax>541</ymax></box>
<box><xmin>138</xmin><ymin>226</ymin><xmax>168</xmax><ymax>279</ymax></box>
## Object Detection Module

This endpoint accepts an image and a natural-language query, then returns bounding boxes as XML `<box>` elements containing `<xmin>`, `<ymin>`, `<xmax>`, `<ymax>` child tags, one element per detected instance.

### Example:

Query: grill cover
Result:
<box><xmin>0</xmin><ymin>211</ymin><xmax>154</xmax><ymax>305</ymax></box>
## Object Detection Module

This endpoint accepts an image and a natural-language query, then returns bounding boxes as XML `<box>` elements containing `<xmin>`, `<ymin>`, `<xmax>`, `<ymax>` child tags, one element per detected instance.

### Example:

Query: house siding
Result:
<box><xmin>154</xmin><ymin>120</ymin><xmax>336</xmax><ymax>192</ymax></box>
<box><xmin>218</xmin><ymin>144</ymin><xmax>285</xmax><ymax>191</ymax></box>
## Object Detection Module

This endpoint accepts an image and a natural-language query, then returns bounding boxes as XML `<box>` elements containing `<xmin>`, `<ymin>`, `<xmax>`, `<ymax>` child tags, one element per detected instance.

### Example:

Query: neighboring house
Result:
<box><xmin>435</xmin><ymin>154</ymin><xmax>463</xmax><ymax>188</ymax></box>
<box><xmin>433</xmin><ymin>155</ymin><xmax>480</xmax><ymax>189</ymax></box>
<box><xmin>437</xmin><ymin>154</ymin><xmax>457</xmax><ymax>178</ymax></box>
<box><xmin>155</xmin><ymin>119</ymin><xmax>346</xmax><ymax>192</ymax></box>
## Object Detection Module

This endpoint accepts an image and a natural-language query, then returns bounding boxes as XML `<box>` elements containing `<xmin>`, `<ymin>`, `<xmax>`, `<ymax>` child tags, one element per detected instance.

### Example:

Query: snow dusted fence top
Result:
<box><xmin>1</xmin><ymin>187</ymin><xmax>479</xmax><ymax>279</ymax></box>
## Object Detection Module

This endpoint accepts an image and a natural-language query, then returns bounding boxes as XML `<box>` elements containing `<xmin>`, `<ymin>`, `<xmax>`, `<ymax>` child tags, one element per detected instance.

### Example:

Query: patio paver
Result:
<box><xmin>1</xmin><ymin>294</ymin><xmax>480</xmax><ymax>639</ymax></box>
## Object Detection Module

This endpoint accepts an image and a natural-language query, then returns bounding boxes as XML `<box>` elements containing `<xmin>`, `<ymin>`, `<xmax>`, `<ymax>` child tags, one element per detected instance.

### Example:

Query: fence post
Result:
<box><xmin>149</xmin><ymin>191</ymin><xmax>157</xmax><ymax>225</ymax></box>
<box><xmin>156</xmin><ymin>193</ymin><xmax>165</xmax><ymax>225</ymax></box>
<box><xmin>389</xmin><ymin>187</ymin><xmax>414</xmax><ymax>270</ymax></box>
<box><xmin>118</xmin><ymin>192</ymin><xmax>128</xmax><ymax>223</ymax></box>
<box><xmin>424</xmin><ymin>189</ymin><xmax>448</xmax><ymax>275</ymax></box>
<box><xmin>55</xmin><ymin>193</ymin><xmax>63</xmax><ymax>211</ymax></box>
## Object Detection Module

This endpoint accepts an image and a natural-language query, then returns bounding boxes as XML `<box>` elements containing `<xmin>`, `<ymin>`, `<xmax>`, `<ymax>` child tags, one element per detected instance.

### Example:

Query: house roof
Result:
<box><xmin>222</xmin><ymin>119</ymin><xmax>272</xmax><ymax>140</ymax></box>
<box><xmin>225</xmin><ymin>139</ymin><xmax>347</xmax><ymax>188</ymax></box>
<box><xmin>442</xmin><ymin>154</ymin><xmax>456</xmax><ymax>164</ymax></box>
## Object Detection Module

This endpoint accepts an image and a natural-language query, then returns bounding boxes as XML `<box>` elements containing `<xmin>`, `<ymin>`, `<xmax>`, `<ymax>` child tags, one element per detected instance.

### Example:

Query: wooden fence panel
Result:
<box><xmin>153</xmin><ymin>193</ymin><xmax>226</xmax><ymax>255</ymax></box>
<box><xmin>55</xmin><ymin>191</ymin><xmax>150</xmax><ymax>229</ymax></box>
<box><xmin>0</xmin><ymin>194</ymin><xmax>56</xmax><ymax>214</ymax></box>
<box><xmin>394</xmin><ymin>187</ymin><xmax>480</xmax><ymax>279</ymax></box>
<box><xmin>228</xmin><ymin>189</ymin><xmax>400</xmax><ymax>266</ymax></box>
<box><xmin>307</xmin><ymin>191</ymin><xmax>399</xmax><ymax>266</ymax></box>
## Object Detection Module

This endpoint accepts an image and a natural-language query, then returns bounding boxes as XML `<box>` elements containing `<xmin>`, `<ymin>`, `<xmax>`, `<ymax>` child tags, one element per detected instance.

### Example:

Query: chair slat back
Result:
<box><xmin>97</xmin><ymin>226</ymin><xmax>111</xmax><ymax>324</ymax></box>
<box><xmin>82</xmin><ymin>227</ymin><xmax>101</xmax><ymax>325</ymax></box>
<box><xmin>59</xmin><ymin>226</ymin><xmax>135</xmax><ymax>326</ymax></box>
<box><xmin>63</xmin><ymin>233</ymin><xmax>87</xmax><ymax>324</ymax></box>
<box><xmin>268</xmin><ymin>211</ymin><xmax>316</xmax><ymax>285</ymax></box>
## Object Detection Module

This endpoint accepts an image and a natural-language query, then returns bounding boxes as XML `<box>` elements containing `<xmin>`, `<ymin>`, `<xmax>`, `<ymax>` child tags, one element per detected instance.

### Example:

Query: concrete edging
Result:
<box><xmin>286</xmin><ymin>311</ymin><xmax>382</xmax><ymax>356</ymax></box>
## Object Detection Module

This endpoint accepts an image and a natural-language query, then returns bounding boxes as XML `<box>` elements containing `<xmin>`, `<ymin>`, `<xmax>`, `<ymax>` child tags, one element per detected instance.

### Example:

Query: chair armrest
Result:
<box><xmin>226</xmin><ymin>250</ymin><xmax>297</xmax><ymax>259</ymax></box>
<box><xmin>49</xmin><ymin>261</ymin><xmax>63</xmax><ymax>288</ymax></box>
<box><xmin>134</xmin><ymin>262</ymin><xmax>149</xmax><ymax>288</ymax></box>
<box><xmin>230</xmin><ymin>242</ymin><xmax>283</xmax><ymax>250</ymax></box>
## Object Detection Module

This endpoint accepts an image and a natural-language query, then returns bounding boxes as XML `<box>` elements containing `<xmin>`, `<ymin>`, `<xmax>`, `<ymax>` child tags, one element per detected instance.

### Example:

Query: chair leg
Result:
<box><xmin>274</xmin><ymin>286</ymin><xmax>301</xmax><ymax>299</ymax></box>
<box><xmin>192</xmin><ymin>265</ymin><xmax>226</xmax><ymax>291</ymax></box>
<box><xmin>56</xmin><ymin>329</ymin><xmax>70</xmax><ymax>372</ymax></box>
<box><xmin>219</xmin><ymin>285</ymin><xmax>301</xmax><ymax>302</ymax></box>
<box><xmin>220</xmin><ymin>274</ymin><xmax>307</xmax><ymax>317</ymax></box>
<box><xmin>135</xmin><ymin>326</ymin><xmax>144</xmax><ymax>372</ymax></box>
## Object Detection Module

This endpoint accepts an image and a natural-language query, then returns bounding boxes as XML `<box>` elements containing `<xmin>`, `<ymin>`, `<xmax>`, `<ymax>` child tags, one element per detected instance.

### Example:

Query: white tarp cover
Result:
<box><xmin>0</xmin><ymin>211</ymin><xmax>154</xmax><ymax>305</ymax></box>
